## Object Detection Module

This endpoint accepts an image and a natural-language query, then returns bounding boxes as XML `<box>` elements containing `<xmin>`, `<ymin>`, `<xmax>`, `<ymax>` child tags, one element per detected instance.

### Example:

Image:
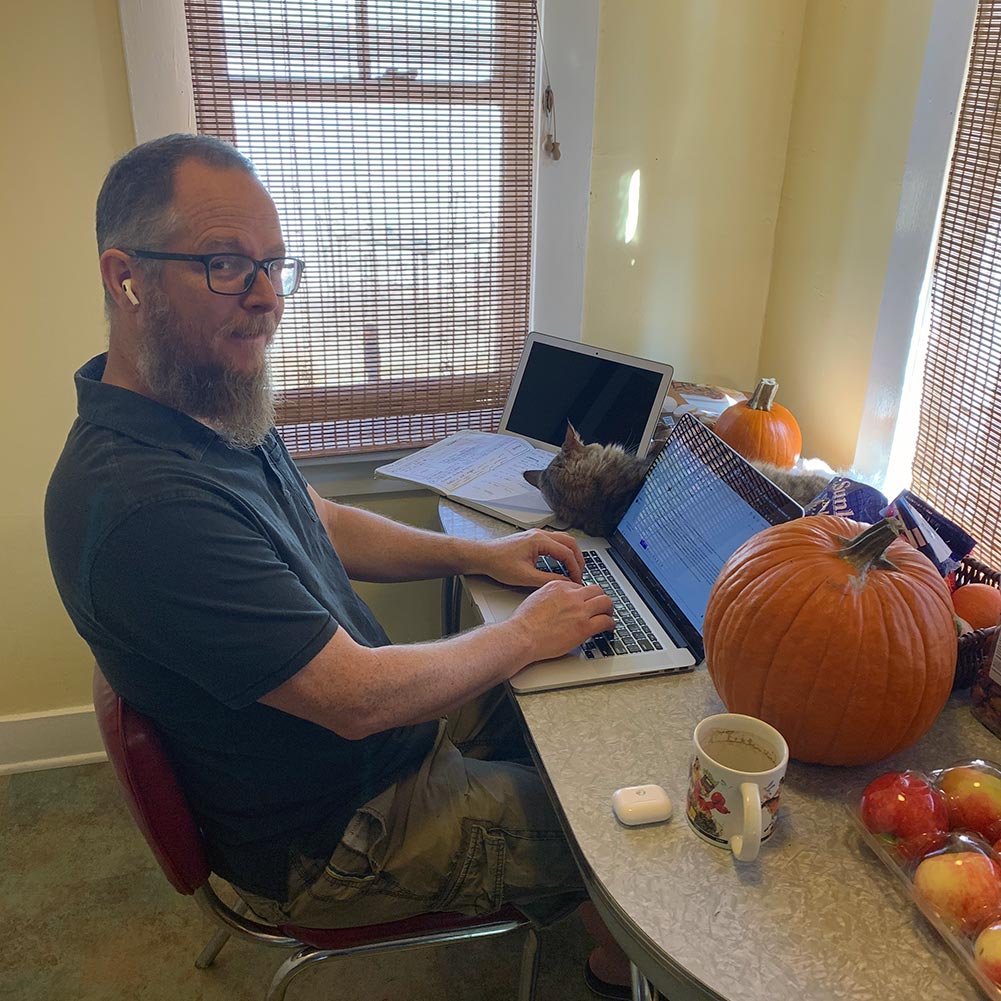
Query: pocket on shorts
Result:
<box><xmin>437</xmin><ymin>817</ymin><xmax>507</xmax><ymax>915</ymax></box>
<box><xmin>315</xmin><ymin>804</ymin><xmax>390</xmax><ymax>903</ymax></box>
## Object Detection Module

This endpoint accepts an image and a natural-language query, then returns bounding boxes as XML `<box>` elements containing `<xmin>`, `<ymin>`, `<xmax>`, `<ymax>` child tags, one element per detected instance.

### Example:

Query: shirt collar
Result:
<box><xmin>74</xmin><ymin>353</ymin><xmax>222</xmax><ymax>461</ymax></box>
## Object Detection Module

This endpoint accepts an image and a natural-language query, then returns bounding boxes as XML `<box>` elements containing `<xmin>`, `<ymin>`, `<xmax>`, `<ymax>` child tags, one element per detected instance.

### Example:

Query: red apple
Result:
<box><xmin>859</xmin><ymin>771</ymin><xmax>949</xmax><ymax>862</ymax></box>
<box><xmin>913</xmin><ymin>850</ymin><xmax>1001</xmax><ymax>935</ymax></box>
<box><xmin>976</xmin><ymin>920</ymin><xmax>1001</xmax><ymax>986</ymax></box>
<box><xmin>939</xmin><ymin>766</ymin><xmax>1001</xmax><ymax>843</ymax></box>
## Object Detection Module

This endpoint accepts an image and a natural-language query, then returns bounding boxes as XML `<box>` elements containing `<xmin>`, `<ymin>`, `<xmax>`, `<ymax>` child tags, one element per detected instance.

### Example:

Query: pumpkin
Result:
<box><xmin>714</xmin><ymin>378</ymin><xmax>802</xmax><ymax>469</ymax></box>
<box><xmin>952</xmin><ymin>583</ymin><xmax>1001</xmax><ymax>630</ymax></box>
<box><xmin>704</xmin><ymin>516</ymin><xmax>956</xmax><ymax>766</ymax></box>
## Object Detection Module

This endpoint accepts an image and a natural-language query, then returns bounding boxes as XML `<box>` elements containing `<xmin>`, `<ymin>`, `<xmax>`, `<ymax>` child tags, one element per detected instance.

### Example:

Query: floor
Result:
<box><xmin>0</xmin><ymin>763</ymin><xmax>598</xmax><ymax>1001</ymax></box>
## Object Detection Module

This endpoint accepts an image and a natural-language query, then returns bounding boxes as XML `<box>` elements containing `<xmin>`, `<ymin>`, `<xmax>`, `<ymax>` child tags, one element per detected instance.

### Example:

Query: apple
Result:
<box><xmin>859</xmin><ymin>771</ymin><xmax>949</xmax><ymax>862</ymax></box>
<box><xmin>913</xmin><ymin>850</ymin><xmax>1001</xmax><ymax>935</ymax></box>
<box><xmin>938</xmin><ymin>766</ymin><xmax>1001</xmax><ymax>843</ymax></box>
<box><xmin>976</xmin><ymin>921</ymin><xmax>1001</xmax><ymax>986</ymax></box>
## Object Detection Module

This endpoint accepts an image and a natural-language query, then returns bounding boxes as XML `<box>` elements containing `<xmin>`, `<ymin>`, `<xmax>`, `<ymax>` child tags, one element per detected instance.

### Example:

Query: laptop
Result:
<box><xmin>498</xmin><ymin>331</ymin><xmax>675</xmax><ymax>459</ymax></box>
<box><xmin>469</xmin><ymin>414</ymin><xmax>804</xmax><ymax>693</ymax></box>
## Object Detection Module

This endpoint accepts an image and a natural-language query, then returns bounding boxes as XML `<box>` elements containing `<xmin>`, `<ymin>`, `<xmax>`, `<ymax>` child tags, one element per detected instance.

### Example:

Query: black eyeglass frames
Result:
<box><xmin>126</xmin><ymin>250</ymin><xmax>305</xmax><ymax>297</ymax></box>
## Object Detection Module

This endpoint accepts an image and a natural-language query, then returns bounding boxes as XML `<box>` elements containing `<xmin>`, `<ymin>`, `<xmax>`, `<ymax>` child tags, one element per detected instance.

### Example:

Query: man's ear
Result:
<box><xmin>100</xmin><ymin>249</ymin><xmax>140</xmax><ymax>310</ymax></box>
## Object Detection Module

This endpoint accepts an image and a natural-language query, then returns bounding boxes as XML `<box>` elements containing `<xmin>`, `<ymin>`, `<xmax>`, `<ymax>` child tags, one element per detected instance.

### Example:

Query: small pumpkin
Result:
<box><xmin>714</xmin><ymin>378</ymin><xmax>802</xmax><ymax>469</ymax></box>
<box><xmin>704</xmin><ymin>516</ymin><xmax>956</xmax><ymax>766</ymax></box>
<box><xmin>952</xmin><ymin>582</ymin><xmax>1001</xmax><ymax>631</ymax></box>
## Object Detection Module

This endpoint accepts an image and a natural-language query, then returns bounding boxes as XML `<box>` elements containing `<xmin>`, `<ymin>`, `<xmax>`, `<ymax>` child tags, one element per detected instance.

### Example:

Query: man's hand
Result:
<box><xmin>472</xmin><ymin>529</ymin><xmax>586</xmax><ymax>586</ymax></box>
<box><xmin>510</xmin><ymin>579</ymin><xmax>615</xmax><ymax>662</ymax></box>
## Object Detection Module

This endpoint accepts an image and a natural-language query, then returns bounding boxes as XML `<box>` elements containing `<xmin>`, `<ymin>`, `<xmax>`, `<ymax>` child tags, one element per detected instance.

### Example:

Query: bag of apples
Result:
<box><xmin>855</xmin><ymin>761</ymin><xmax>1001</xmax><ymax>998</ymax></box>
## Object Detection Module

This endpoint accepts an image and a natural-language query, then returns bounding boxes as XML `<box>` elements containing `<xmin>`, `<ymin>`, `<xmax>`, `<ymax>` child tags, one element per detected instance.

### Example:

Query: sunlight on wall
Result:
<box><xmin>624</xmin><ymin>169</ymin><xmax>641</xmax><ymax>244</ymax></box>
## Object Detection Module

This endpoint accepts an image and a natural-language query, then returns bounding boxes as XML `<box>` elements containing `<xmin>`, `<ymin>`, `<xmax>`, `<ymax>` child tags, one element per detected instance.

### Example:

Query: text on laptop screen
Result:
<box><xmin>616</xmin><ymin>418</ymin><xmax>800</xmax><ymax>633</ymax></box>
<box><xmin>504</xmin><ymin>342</ymin><xmax>665</xmax><ymax>453</ymax></box>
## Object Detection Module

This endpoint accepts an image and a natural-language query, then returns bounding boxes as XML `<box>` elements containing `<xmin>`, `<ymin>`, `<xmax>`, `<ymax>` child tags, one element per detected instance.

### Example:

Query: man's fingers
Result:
<box><xmin>583</xmin><ymin>589</ymin><xmax>614</xmax><ymax>616</ymax></box>
<box><xmin>538</xmin><ymin>537</ymin><xmax>585</xmax><ymax>583</ymax></box>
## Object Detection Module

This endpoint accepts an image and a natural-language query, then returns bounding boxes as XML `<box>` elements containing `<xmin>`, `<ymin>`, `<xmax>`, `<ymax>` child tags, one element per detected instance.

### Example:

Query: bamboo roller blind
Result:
<box><xmin>183</xmin><ymin>0</ymin><xmax>537</xmax><ymax>456</ymax></box>
<box><xmin>913</xmin><ymin>1</ymin><xmax>1001</xmax><ymax>567</ymax></box>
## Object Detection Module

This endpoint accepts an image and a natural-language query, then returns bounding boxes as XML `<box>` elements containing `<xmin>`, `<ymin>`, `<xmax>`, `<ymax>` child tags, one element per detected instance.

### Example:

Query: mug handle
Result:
<box><xmin>729</xmin><ymin>782</ymin><xmax>762</xmax><ymax>862</ymax></box>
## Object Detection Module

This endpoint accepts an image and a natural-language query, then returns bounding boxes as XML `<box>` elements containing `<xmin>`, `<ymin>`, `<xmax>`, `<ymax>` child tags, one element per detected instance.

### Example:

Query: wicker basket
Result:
<box><xmin>954</xmin><ymin>555</ymin><xmax>1001</xmax><ymax>689</ymax></box>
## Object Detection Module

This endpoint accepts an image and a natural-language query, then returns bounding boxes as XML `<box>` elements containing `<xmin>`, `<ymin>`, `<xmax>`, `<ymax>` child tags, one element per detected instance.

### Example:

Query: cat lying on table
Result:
<box><xmin>523</xmin><ymin>423</ymin><xmax>840</xmax><ymax>538</ymax></box>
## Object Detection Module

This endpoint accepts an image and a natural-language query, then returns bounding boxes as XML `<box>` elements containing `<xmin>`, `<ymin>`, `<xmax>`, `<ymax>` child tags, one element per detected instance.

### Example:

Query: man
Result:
<box><xmin>45</xmin><ymin>134</ymin><xmax>633</xmax><ymax>997</ymax></box>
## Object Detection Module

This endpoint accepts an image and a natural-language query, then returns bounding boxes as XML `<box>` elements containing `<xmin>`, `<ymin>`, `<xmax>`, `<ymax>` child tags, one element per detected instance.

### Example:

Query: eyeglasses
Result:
<box><xmin>127</xmin><ymin>249</ymin><xmax>305</xmax><ymax>297</ymax></box>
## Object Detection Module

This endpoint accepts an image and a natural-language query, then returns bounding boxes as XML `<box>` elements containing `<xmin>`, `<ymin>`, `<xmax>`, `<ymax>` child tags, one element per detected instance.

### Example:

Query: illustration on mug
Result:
<box><xmin>686</xmin><ymin>754</ymin><xmax>730</xmax><ymax>842</ymax></box>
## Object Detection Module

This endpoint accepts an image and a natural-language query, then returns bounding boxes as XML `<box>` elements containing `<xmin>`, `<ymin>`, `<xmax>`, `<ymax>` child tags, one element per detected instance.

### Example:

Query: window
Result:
<box><xmin>909</xmin><ymin>0</ymin><xmax>1001</xmax><ymax>566</ymax></box>
<box><xmin>184</xmin><ymin>0</ymin><xmax>538</xmax><ymax>456</ymax></box>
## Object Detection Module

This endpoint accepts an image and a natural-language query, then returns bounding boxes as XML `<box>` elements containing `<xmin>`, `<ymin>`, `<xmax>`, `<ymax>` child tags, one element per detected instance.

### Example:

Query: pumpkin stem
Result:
<box><xmin>835</xmin><ymin>517</ymin><xmax>905</xmax><ymax>578</ymax></box>
<box><xmin>747</xmin><ymin>378</ymin><xmax>779</xmax><ymax>412</ymax></box>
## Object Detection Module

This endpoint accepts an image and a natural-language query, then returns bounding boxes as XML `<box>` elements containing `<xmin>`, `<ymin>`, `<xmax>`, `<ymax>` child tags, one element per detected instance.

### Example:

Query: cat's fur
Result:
<box><xmin>523</xmin><ymin>424</ymin><xmax>848</xmax><ymax>535</ymax></box>
<box><xmin>750</xmin><ymin>461</ymin><xmax>834</xmax><ymax>506</ymax></box>
<box><xmin>523</xmin><ymin>424</ymin><xmax>654</xmax><ymax>537</ymax></box>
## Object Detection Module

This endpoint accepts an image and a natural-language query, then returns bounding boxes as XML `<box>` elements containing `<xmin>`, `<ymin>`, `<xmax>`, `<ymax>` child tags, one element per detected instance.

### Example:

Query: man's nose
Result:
<box><xmin>242</xmin><ymin>267</ymin><xmax>281</xmax><ymax>312</ymax></box>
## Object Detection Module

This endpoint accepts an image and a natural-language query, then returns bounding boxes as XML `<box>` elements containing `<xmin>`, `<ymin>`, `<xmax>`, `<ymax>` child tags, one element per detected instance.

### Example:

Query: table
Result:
<box><xmin>438</xmin><ymin>498</ymin><xmax>999</xmax><ymax>1001</ymax></box>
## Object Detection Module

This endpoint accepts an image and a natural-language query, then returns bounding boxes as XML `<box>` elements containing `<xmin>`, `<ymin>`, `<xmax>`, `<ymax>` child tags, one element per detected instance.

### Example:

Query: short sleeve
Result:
<box><xmin>88</xmin><ymin>494</ymin><xmax>338</xmax><ymax>708</ymax></box>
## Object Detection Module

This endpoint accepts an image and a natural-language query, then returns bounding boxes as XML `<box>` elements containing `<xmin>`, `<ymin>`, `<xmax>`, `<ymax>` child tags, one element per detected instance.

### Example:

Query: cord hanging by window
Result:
<box><xmin>534</xmin><ymin>3</ymin><xmax>560</xmax><ymax>160</ymax></box>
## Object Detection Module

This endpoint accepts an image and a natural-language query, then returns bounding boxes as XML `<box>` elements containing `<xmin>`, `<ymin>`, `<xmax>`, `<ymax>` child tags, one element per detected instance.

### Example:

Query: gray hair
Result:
<box><xmin>96</xmin><ymin>134</ymin><xmax>258</xmax><ymax>306</ymax></box>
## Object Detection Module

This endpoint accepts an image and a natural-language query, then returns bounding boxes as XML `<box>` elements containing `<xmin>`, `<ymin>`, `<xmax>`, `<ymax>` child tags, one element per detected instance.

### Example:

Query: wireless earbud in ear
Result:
<box><xmin>122</xmin><ymin>279</ymin><xmax>140</xmax><ymax>306</ymax></box>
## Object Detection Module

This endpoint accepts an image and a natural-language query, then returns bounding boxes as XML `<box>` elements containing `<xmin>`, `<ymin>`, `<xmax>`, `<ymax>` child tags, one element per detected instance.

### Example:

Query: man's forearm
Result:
<box><xmin>320</xmin><ymin>497</ymin><xmax>485</xmax><ymax>582</ymax></box>
<box><xmin>260</xmin><ymin>614</ymin><xmax>537</xmax><ymax>738</ymax></box>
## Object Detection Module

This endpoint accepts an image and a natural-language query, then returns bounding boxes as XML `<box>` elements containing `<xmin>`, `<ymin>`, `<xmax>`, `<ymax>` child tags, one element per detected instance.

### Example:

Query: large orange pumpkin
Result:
<box><xmin>714</xmin><ymin>378</ymin><xmax>802</xmax><ymax>469</ymax></box>
<box><xmin>704</xmin><ymin>516</ymin><xmax>956</xmax><ymax>766</ymax></box>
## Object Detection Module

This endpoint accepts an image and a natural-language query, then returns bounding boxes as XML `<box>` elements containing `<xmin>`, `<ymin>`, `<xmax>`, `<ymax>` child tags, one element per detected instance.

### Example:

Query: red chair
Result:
<box><xmin>93</xmin><ymin>666</ymin><xmax>540</xmax><ymax>1001</ymax></box>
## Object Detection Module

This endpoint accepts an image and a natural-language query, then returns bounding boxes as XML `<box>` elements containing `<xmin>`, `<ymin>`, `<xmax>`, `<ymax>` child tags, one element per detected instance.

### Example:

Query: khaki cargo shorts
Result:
<box><xmin>242</xmin><ymin>687</ymin><xmax>586</xmax><ymax>929</ymax></box>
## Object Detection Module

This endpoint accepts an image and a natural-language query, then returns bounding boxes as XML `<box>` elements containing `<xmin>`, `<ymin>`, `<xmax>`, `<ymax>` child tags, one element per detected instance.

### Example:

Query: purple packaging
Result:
<box><xmin>804</xmin><ymin>476</ymin><xmax>888</xmax><ymax>524</ymax></box>
<box><xmin>881</xmin><ymin>489</ymin><xmax>976</xmax><ymax>577</ymax></box>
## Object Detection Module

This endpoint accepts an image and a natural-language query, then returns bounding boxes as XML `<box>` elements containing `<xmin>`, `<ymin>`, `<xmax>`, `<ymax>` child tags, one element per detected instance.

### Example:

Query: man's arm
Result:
<box><xmin>307</xmin><ymin>485</ymin><xmax>585</xmax><ymax>586</ymax></box>
<box><xmin>259</xmin><ymin>577</ymin><xmax>614</xmax><ymax>738</ymax></box>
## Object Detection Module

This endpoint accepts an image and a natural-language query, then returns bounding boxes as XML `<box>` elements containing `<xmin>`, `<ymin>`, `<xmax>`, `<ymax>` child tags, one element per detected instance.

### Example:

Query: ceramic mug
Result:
<box><xmin>686</xmin><ymin>713</ymin><xmax>789</xmax><ymax>862</ymax></box>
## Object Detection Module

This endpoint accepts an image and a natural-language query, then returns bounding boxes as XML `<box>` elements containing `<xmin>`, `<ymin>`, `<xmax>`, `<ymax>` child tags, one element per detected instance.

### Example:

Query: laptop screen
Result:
<box><xmin>501</xmin><ymin>334</ymin><xmax>673</xmax><ymax>457</ymax></box>
<box><xmin>610</xmin><ymin>414</ymin><xmax>802</xmax><ymax>655</ymax></box>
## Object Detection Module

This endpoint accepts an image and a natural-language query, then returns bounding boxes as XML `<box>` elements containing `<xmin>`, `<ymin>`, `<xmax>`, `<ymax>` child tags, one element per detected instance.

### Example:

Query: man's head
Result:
<box><xmin>97</xmin><ymin>134</ymin><xmax>291</xmax><ymax>447</ymax></box>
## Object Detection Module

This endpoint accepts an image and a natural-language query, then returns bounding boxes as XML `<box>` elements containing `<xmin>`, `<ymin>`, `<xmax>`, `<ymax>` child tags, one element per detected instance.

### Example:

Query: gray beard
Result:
<box><xmin>136</xmin><ymin>288</ymin><xmax>277</xmax><ymax>449</ymax></box>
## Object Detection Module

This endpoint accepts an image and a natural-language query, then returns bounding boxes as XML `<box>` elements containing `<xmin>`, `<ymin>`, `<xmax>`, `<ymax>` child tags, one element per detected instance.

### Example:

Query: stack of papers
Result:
<box><xmin>663</xmin><ymin>381</ymin><xmax>746</xmax><ymax>424</ymax></box>
<box><xmin>375</xmin><ymin>430</ymin><xmax>557</xmax><ymax>528</ymax></box>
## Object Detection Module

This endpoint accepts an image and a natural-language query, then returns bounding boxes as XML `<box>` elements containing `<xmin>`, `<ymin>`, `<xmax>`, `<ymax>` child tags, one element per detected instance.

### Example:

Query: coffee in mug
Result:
<box><xmin>686</xmin><ymin>713</ymin><xmax>789</xmax><ymax>862</ymax></box>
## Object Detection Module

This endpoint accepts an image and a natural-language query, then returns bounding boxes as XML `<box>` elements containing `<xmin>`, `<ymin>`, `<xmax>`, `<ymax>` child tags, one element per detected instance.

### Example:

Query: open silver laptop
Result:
<box><xmin>499</xmin><ymin>331</ymin><xmax>674</xmax><ymax>458</ymax></box>
<box><xmin>471</xmin><ymin>415</ymin><xmax>803</xmax><ymax>693</ymax></box>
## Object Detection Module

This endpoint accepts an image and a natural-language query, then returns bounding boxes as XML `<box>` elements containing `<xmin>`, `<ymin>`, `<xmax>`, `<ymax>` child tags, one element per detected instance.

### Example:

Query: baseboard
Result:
<box><xmin>0</xmin><ymin>705</ymin><xmax>106</xmax><ymax>775</ymax></box>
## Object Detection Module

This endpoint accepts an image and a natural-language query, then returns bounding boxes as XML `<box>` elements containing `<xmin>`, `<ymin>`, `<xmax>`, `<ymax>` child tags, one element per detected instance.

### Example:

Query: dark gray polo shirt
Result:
<box><xmin>45</xmin><ymin>354</ymin><xmax>436</xmax><ymax>900</ymax></box>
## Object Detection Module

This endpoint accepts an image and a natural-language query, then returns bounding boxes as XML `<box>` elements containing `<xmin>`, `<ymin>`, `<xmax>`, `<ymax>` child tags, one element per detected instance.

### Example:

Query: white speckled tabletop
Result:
<box><xmin>439</xmin><ymin>499</ymin><xmax>997</xmax><ymax>1001</ymax></box>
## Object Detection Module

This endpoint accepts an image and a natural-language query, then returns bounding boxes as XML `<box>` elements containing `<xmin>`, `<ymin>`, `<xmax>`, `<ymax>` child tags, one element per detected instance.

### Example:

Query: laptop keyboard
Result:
<box><xmin>535</xmin><ymin>553</ymin><xmax>664</xmax><ymax>658</ymax></box>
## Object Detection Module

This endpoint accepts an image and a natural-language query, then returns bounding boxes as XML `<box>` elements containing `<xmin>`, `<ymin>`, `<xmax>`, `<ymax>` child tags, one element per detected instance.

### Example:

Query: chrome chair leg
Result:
<box><xmin>517</xmin><ymin>926</ymin><xmax>540</xmax><ymax>1001</ymax></box>
<box><xmin>266</xmin><ymin>947</ymin><xmax>325</xmax><ymax>1001</ymax></box>
<box><xmin>194</xmin><ymin>896</ymin><xmax>249</xmax><ymax>969</ymax></box>
<box><xmin>630</xmin><ymin>961</ymin><xmax>657</xmax><ymax>1001</ymax></box>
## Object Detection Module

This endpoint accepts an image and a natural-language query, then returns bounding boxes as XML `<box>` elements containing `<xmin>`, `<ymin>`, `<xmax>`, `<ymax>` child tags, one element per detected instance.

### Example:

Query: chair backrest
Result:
<box><xmin>93</xmin><ymin>665</ymin><xmax>211</xmax><ymax>895</ymax></box>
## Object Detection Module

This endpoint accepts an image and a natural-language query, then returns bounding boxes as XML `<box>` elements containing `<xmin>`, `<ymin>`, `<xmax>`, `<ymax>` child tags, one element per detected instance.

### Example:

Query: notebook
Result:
<box><xmin>375</xmin><ymin>332</ymin><xmax>675</xmax><ymax>527</ymax></box>
<box><xmin>469</xmin><ymin>414</ymin><xmax>804</xmax><ymax>693</ymax></box>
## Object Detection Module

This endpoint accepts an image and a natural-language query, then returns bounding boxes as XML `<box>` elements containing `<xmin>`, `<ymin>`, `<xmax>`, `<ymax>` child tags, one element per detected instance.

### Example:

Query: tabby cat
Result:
<box><xmin>523</xmin><ymin>424</ymin><xmax>843</xmax><ymax>535</ymax></box>
<box><xmin>523</xmin><ymin>424</ymin><xmax>654</xmax><ymax>537</ymax></box>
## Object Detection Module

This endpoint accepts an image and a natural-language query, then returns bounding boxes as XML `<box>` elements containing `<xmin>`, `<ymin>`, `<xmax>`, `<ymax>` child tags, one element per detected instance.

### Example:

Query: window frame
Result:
<box><xmin>851</xmin><ymin>0</ymin><xmax>978</xmax><ymax>492</ymax></box>
<box><xmin>116</xmin><ymin>0</ymin><xmax>598</xmax><ymax>490</ymax></box>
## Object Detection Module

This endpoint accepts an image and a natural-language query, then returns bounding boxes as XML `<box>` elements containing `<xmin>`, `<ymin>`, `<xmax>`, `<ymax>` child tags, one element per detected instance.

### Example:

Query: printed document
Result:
<box><xmin>375</xmin><ymin>430</ymin><xmax>557</xmax><ymax>528</ymax></box>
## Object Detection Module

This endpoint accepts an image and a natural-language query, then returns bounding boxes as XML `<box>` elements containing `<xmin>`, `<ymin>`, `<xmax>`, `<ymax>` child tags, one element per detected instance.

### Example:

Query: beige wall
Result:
<box><xmin>583</xmin><ymin>0</ymin><xmax>807</xmax><ymax>389</ymax></box>
<box><xmin>758</xmin><ymin>0</ymin><xmax>934</xmax><ymax>467</ymax></box>
<box><xmin>2</xmin><ymin>1</ymin><xmax>135</xmax><ymax>716</ymax></box>
<box><xmin>1</xmin><ymin>0</ymin><xmax>937</xmax><ymax>719</ymax></box>
<box><xmin>584</xmin><ymin>0</ymin><xmax>934</xmax><ymax>469</ymax></box>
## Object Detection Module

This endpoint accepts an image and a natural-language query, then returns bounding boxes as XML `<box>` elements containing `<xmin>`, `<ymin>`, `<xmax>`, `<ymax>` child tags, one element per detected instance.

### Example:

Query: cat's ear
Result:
<box><xmin>563</xmin><ymin>422</ymin><xmax>584</xmax><ymax>452</ymax></box>
<box><xmin>524</xmin><ymin>468</ymin><xmax>543</xmax><ymax>487</ymax></box>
